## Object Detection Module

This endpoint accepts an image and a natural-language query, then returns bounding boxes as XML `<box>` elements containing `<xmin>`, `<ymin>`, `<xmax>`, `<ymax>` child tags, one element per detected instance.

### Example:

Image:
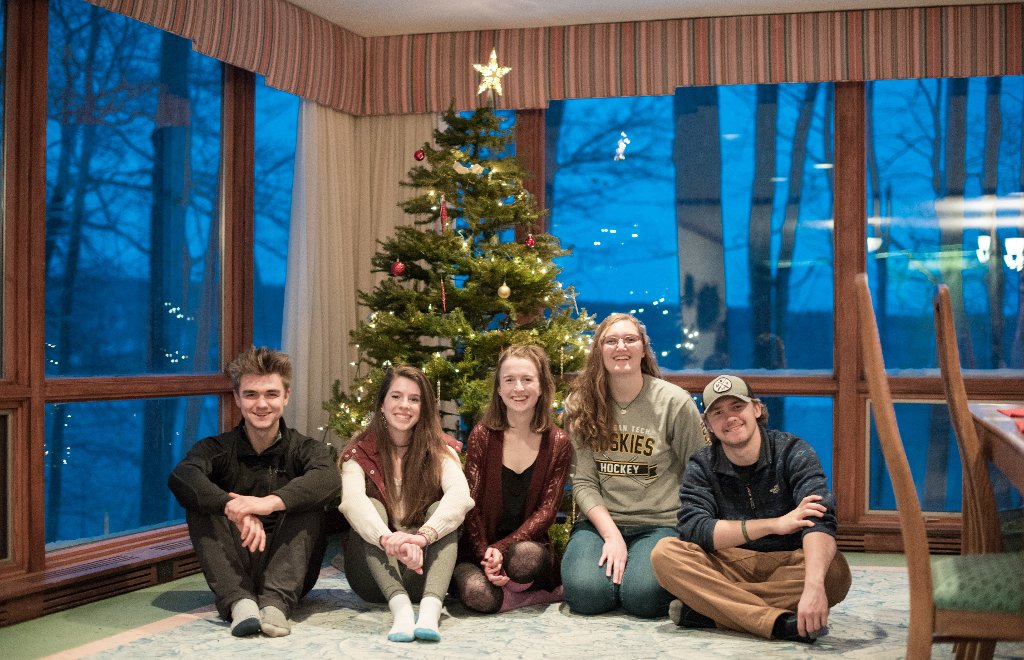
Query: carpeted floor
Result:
<box><xmin>30</xmin><ymin>562</ymin><xmax>1024</xmax><ymax>660</ymax></box>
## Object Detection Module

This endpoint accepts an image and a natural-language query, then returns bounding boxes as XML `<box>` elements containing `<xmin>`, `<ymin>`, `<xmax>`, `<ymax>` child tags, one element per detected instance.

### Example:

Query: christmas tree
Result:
<box><xmin>324</xmin><ymin>56</ymin><xmax>593</xmax><ymax>441</ymax></box>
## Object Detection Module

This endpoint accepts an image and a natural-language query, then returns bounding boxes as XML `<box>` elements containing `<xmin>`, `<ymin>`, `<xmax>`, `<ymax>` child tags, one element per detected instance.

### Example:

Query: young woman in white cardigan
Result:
<box><xmin>338</xmin><ymin>365</ymin><xmax>472</xmax><ymax>642</ymax></box>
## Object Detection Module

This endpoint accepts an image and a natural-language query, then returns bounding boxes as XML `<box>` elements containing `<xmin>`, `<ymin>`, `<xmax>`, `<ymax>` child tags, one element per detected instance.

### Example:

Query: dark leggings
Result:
<box><xmin>453</xmin><ymin>540</ymin><xmax>553</xmax><ymax>613</ymax></box>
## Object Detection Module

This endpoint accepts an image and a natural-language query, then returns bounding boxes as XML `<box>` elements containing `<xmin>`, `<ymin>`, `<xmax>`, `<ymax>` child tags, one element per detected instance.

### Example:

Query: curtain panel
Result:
<box><xmin>88</xmin><ymin>1</ymin><xmax>1021</xmax><ymax>115</ymax></box>
<box><xmin>282</xmin><ymin>104</ymin><xmax>436</xmax><ymax>434</ymax></box>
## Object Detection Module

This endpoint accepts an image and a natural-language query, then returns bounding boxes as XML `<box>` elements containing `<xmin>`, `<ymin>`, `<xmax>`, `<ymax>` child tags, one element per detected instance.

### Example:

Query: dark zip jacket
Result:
<box><xmin>675</xmin><ymin>428</ymin><xmax>837</xmax><ymax>553</ymax></box>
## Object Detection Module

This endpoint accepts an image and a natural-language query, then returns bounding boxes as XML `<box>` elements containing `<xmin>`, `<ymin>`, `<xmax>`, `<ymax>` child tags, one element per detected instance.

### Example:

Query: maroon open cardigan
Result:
<box><xmin>459</xmin><ymin>423</ymin><xmax>571</xmax><ymax>567</ymax></box>
<box><xmin>341</xmin><ymin>430</ymin><xmax>464</xmax><ymax>527</ymax></box>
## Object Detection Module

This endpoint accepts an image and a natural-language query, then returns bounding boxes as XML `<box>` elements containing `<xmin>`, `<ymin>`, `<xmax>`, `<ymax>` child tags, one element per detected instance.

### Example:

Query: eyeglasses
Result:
<box><xmin>601</xmin><ymin>335</ymin><xmax>642</xmax><ymax>348</ymax></box>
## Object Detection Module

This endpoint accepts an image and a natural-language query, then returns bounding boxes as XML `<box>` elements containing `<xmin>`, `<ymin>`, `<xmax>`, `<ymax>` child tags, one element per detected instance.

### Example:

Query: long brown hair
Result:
<box><xmin>351</xmin><ymin>365</ymin><xmax>449</xmax><ymax>527</ymax></box>
<box><xmin>563</xmin><ymin>313</ymin><xmax>660</xmax><ymax>452</ymax></box>
<box><xmin>479</xmin><ymin>344</ymin><xmax>556</xmax><ymax>433</ymax></box>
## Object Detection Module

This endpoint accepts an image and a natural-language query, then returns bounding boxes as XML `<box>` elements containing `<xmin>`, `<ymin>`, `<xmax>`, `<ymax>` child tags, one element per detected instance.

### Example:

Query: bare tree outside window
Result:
<box><xmin>44</xmin><ymin>0</ymin><xmax>223</xmax><ymax>544</ymax></box>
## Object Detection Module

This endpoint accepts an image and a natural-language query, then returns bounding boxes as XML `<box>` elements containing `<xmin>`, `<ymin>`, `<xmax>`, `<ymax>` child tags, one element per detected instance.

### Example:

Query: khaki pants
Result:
<box><xmin>651</xmin><ymin>537</ymin><xmax>852</xmax><ymax>639</ymax></box>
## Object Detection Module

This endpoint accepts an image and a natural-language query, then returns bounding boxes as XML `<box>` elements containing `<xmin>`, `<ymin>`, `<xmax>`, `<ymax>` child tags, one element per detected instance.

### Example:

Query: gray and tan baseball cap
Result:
<box><xmin>702</xmin><ymin>375</ymin><xmax>753</xmax><ymax>411</ymax></box>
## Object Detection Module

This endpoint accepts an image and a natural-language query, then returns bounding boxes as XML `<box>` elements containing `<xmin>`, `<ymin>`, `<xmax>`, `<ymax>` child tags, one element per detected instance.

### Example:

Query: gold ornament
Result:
<box><xmin>473</xmin><ymin>49</ymin><xmax>512</xmax><ymax>96</ymax></box>
<box><xmin>497</xmin><ymin>282</ymin><xmax>511</xmax><ymax>299</ymax></box>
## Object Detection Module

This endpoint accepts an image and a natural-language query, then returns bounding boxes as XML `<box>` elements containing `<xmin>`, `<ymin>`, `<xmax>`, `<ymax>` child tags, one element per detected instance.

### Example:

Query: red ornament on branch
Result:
<box><xmin>525</xmin><ymin>233</ymin><xmax>536</xmax><ymax>248</ymax></box>
<box><xmin>414</xmin><ymin>149</ymin><xmax>425</xmax><ymax>161</ymax></box>
<box><xmin>390</xmin><ymin>259</ymin><xmax>406</xmax><ymax>276</ymax></box>
<box><xmin>439</xmin><ymin>195</ymin><xmax>448</xmax><ymax>232</ymax></box>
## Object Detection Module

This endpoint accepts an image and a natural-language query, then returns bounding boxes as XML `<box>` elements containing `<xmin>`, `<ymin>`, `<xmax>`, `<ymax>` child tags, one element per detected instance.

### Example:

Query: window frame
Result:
<box><xmin>0</xmin><ymin>1</ymin><xmax>253</xmax><ymax>581</ymax></box>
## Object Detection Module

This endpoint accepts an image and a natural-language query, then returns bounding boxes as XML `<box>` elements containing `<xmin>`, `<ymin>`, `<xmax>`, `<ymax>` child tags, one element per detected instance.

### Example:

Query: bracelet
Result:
<box><xmin>740</xmin><ymin>519</ymin><xmax>752</xmax><ymax>543</ymax></box>
<box><xmin>417</xmin><ymin>525</ymin><xmax>439</xmax><ymax>545</ymax></box>
<box><xmin>416</xmin><ymin>532</ymin><xmax>430</xmax><ymax>547</ymax></box>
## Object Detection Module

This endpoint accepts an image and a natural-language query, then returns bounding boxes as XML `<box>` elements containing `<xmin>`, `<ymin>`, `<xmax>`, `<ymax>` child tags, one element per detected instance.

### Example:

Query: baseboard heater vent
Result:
<box><xmin>42</xmin><ymin>567</ymin><xmax>157</xmax><ymax>615</ymax></box>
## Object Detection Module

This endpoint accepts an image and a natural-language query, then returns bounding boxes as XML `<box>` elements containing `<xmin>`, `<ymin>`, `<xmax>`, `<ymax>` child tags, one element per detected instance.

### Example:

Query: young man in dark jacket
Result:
<box><xmin>651</xmin><ymin>375</ymin><xmax>851</xmax><ymax>643</ymax></box>
<box><xmin>169</xmin><ymin>347</ymin><xmax>341</xmax><ymax>638</ymax></box>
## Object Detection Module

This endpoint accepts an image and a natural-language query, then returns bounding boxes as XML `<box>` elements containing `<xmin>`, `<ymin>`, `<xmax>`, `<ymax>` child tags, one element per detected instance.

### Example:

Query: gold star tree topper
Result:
<box><xmin>473</xmin><ymin>49</ymin><xmax>512</xmax><ymax>96</ymax></box>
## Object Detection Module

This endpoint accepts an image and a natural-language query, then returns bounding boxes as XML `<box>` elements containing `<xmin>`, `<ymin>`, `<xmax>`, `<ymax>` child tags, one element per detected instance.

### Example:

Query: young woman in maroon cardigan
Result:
<box><xmin>453</xmin><ymin>344</ymin><xmax>572</xmax><ymax>613</ymax></box>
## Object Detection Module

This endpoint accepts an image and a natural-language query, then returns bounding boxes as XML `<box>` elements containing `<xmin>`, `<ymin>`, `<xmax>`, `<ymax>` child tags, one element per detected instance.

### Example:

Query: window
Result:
<box><xmin>866</xmin><ymin>76</ymin><xmax>1024</xmax><ymax>370</ymax></box>
<box><xmin>253</xmin><ymin>75</ymin><xmax>299</xmax><ymax>350</ymax></box>
<box><xmin>46</xmin><ymin>0</ymin><xmax>223</xmax><ymax>377</ymax></box>
<box><xmin>43</xmin><ymin>0</ymin><xmax>226</xmax><ymax>547</ymax></box>
<box><xmin>863</xmin><ymin>76</ymin><xmax>1024</xmax><ymax>516</ymax></box>
<box><xmin>548</xmin><ymin>84</ymin><xmax>835</xmax><ymax>372</ymax></box>
<box><xmin>867</xmin><ymin>401</ymin><xmax>962</xmax><ymax>513</ymax></box>
<box><xmin>44</xmin><ymin>396</ymin><xmax>219</xmax><ymax>546</ymax></box>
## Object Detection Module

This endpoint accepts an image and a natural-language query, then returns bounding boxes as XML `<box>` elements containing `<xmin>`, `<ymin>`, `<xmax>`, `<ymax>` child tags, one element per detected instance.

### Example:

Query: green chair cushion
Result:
<box><xmin>930</xmin><ymin>551</ymin><xmax>1024</xmax><ymax>613</ymax></box>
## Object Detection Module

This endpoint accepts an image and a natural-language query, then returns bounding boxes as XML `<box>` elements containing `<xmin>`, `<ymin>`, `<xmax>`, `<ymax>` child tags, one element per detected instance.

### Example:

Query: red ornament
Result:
<box><xmin>414</xmin><ymin>149</ymin><xmax>426</xmax><ymax>161</ymax></box>
<box><xmin>525</xmin><ymin>233</ymin><xmax>536</xmax><ymax>248</ymax></box>
<box><xmin>390</xmin><ymin>259</ymin><xmax>406</xmax><ymax>276</ymax></box>
<box><xmin>439</xmin><ymin>195</ymin><xmax>448</xmax><ymax>232</ymax></box>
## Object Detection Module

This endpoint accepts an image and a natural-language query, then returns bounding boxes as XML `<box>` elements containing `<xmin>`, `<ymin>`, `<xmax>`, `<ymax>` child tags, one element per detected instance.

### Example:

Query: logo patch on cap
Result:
<box><xmin>712</xmin><ymin>376</ymin><xmax>733</xmax><ymax>393</ymax></box>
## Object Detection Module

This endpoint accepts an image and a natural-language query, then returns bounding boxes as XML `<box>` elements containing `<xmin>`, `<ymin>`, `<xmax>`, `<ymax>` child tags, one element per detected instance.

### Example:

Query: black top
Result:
<box><xmin>496</xmin><ymin>463</ymin><xmax>535</xmax><ymax>539</ymax></box>
<box><xmin>168</xmin><ymin>420</ymin><xmax>341</xmax><ymax>515</ymax></box>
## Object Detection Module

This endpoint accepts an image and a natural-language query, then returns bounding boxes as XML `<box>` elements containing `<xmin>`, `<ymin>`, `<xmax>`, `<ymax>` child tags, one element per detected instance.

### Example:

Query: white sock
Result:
<box><xmin>415</xmin><ymin>595</ymin><xmax>443</xmax><ymax>634</ymax></box>
<box><xmin>387</xmin><ymin>593</ymin><xmax>415</xmax><ymax>642</ymax></box>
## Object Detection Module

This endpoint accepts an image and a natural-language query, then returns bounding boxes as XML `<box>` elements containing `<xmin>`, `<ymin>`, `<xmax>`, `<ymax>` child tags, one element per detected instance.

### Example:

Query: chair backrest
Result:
<box><xmin>933</xmin><ymin>284</ymin><xmax>1003</xmax><ymax>554</ymax></box>
<box><xmin>855</xmin><ymin>273</ymin><xmax>935</xmax><ymax>644</ymax></box>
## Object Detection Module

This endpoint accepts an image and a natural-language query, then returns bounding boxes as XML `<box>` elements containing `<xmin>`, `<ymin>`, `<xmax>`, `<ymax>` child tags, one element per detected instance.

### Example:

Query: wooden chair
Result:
<box><xmin>855</xmin><ymin>273</ymin><xmax>1024</xmax><ymax>660</ymax></box>
<box><xmin>933</xmin><ymin>284</ymin><xmax>1004</xmax><ymax>556</ymax></box>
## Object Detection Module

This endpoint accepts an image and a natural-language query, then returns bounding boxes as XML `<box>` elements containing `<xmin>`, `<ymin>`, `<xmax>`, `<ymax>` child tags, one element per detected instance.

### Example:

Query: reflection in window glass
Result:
<box><xmin>867</xmin><ymin>76</ymin><xmax>1024</xmax><ymax>370</ymax></box>
<box><xmin>696</xmin><ymin>394</ymin><xmax>834</xmax><ymax>484</ymax></box>
<box><xmin>45</xmin><ymin>0</ymin><xmax>223</xmax><ymax>376</ymax></box>
<box><xmin>548</xmin><ymin>84</ymin><xmax>835</xmax><ymax>373</ymax></box>
<box><xmin>867</xmin><ymin>400</ymin><xmax>963</xmax><ymax>513</ymax></box>
<box><xmin>44</xmin><ymin>396</ymin><xmax>219</xmax><ymax>547</ymax></box>
<box><xmin>254</xmin><ymin>75</ymin><xmax>299</xmax><ymax>350</ymax></box>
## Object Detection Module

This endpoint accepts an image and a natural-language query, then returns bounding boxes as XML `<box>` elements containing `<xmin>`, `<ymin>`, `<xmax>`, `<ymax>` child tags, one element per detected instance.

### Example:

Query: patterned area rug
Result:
<box><xmin>53</xmin><ymin>565</ymin><xmax>1024</xmax><ymax>659</ymax></box>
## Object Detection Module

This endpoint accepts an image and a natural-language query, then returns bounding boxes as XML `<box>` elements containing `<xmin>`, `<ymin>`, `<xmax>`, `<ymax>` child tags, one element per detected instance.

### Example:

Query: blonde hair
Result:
<box><xmin>479</xmin><ymin>344</ymin><xmax>555</xmax><ymax>433</ymax></box>
<box><xmin>563</xmin><ymin>313</ymin><xmax>660</xmax><ymax>452</ymax></box>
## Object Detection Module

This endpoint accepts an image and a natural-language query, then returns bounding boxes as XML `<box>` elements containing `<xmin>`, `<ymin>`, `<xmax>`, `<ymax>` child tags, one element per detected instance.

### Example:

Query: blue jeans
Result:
<box><xmin>560</xmin><ymin>520</ymin><xmax>676</xmax><ymax>618</ymax></box>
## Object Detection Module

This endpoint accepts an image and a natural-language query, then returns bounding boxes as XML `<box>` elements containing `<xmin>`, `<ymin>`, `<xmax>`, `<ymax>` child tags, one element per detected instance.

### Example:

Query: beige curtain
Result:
<box><xmin>283</xmin><ymin>100</ymin><xmax>436</xmax><ymax>438</ymax></box>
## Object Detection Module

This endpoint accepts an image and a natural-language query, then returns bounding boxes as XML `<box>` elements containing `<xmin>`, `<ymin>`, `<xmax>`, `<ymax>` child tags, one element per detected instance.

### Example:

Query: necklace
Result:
<box><xmin>614</xmin><ymin>389</ymin><xmax>643</xmax><ymax>414</ymax></box>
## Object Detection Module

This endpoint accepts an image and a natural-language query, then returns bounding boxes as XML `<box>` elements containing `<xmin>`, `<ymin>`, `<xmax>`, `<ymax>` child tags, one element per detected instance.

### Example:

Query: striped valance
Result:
<box><xmin>365</xmin><ymin>3</ymin><xmax>1023</xmax><ymax>114</ymax></box>
<box><xmin>87</xmin><ymin>1</ymin><xmax>1022</xmax><ymax>116</ymax></box>
<box><xmin>86</xmin><ymin>0</ymin><xmax>364</xmax><ymax>114</ymax></box>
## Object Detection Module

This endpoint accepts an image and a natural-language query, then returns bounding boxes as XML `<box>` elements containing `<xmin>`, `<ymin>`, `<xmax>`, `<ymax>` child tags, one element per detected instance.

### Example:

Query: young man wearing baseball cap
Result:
<box><xmin>650</xmin><ymin>375</ymin><xmax>851</xmax><ymax>643</ymax></box>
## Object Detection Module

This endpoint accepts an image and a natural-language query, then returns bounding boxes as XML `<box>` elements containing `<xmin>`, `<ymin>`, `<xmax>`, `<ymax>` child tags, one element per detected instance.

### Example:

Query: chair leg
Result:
<box><xmin>955</xmin><ymin>639</ymin><xmax>996</xmax><ymax>660</ymax></box>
